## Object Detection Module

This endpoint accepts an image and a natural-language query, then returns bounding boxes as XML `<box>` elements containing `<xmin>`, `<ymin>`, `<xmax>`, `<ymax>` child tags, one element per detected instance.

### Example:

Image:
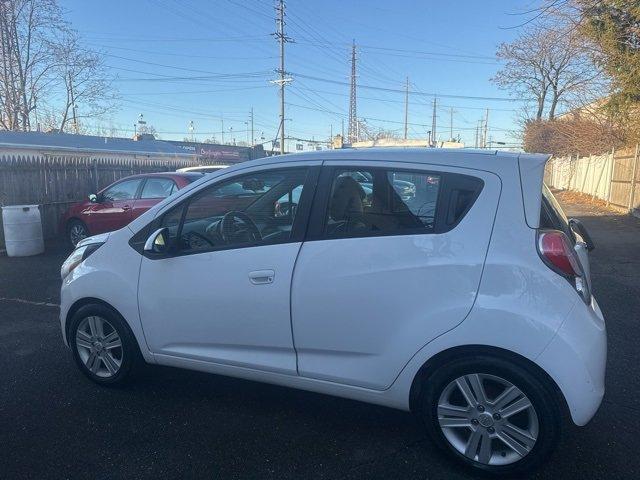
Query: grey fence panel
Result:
<box><xmin>545</xmin><ymin>146</ymin><xmax>640</xmax><ymax>214</ymax></box>
<box><xmin>609</xmin><ymin>154</ymin><xmax>634</xmax><ymax>208</ymax></box>
<box><xmin>0</xmin><ymin>152</ymin><xmax>201</xmax><ymax>248</ymax></box>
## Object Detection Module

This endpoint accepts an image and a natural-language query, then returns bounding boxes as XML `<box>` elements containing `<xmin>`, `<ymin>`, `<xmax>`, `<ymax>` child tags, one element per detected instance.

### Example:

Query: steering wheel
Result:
<box><xmin>219</xmin><ymin>211</ymin><xmax>262</xmax><ymax>244</ymax></box>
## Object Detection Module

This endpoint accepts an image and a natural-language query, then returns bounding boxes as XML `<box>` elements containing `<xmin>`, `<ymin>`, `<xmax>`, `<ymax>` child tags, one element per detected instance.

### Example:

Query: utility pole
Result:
<box><xmin>483</xmin><ymin>108</ymin><xmax>489</xmax><ymax>148</ymax></box>
<box><xmin>221</xmin><ymin>116</ymin><xmax>224</xmax><ymax>144</ymax></box>
<box><xmin>403</xmin><ymin>76</ymin><xmax>409</xmax><ymax>140</ymax></box>
<box><xmin>341</xmin><ymin>118</ymin><xmax>344</xmax><ymax>138</ymax></box>
<box><xmin>68</xmin><ymin>72</ymin><xmax>78</xmax><ymax>134</ymax></box>
<box><xmin>475</xmin><ymin>121</ymin><xmax>479</xmax><ymax>148</ymax></box>
<box><xmin>250</xmin><ymin>107</ymin><xmax>254</xmax><ymax>146</ymax></box>
<box><xmin>274</xmin><ymin>0</ymin><xmax>292</xmax><ymax>155</ymax></box>
<box><xmin>431</xmin><ymin>97</ymin><xmax>437</xmax><ymax>146</ymax></box>
<box><xmin>348</xmin><ymin>40</ymin><xmax>358</xmax><ymax>143</ymax></box>
<box><xmin>449</xmin><ymin>107</ymin><xmax>453</xmax><ymax>142</ymax></box>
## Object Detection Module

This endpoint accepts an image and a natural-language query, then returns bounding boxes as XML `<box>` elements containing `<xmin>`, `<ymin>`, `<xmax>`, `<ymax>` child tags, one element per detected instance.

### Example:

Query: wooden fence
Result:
<box><xmin>544</xmin><ymin>145</ymin><xmax>640</xmax><ymax>217</ymax></box>
<box><xmin>0</xmin><ymin>151</ymin><xmax>202</xmax><ymax>248</ymax></box>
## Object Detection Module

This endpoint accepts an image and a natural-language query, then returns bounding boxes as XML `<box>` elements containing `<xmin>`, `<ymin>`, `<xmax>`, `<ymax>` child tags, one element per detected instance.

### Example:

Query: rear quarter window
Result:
<box><xmin>437</xmin><ymin>174</ymin><xmax>484</xmax><ymax>232</ymax></box>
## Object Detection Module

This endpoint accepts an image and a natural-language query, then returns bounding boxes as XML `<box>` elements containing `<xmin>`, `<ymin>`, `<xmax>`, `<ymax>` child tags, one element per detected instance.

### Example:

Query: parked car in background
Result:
<box><xmin>177</xmin><ymin>165</ymin><xmax>229</xmax><ymax>174</ymax></box>
<box><xmin>343</xmin><ymin>170</ymin><xmax>417</xmax><ymax>200</ymax></box>
<box><xmin>60</xmin><ymin>148</ymin><xmax>605</xmax><ymax>476</ymax></box>
<box><xmin>61</xmin><ymin>172</ymin><xmax>202</xmax><ymax>247</ymax></box>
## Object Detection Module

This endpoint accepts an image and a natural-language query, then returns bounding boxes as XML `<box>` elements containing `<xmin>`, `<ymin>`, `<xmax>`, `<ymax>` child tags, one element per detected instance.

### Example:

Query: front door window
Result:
<box><xmin>101</xmin><ymin>179</ymin><xmax>141</xmax><ymax>202</ymax></box>
<box><xmin>162</xmin><ymin>168</ymin><xmax>309</xmax><ymax>253</ymax></box>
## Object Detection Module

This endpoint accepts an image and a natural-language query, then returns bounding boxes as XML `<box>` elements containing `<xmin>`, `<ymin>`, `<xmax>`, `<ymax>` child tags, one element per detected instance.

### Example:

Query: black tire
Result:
<box><xmin>68</xmin><ymin>304</ymin><xmax>141</xmax><ymax>386</ymax></box>
<box><xmin>67</xmin><ymin>219</ymin><xmax>90</xmax><ymax>248</ymax></box>
<box><xmin>420</xmin><ymin>354</ymin><xmax>561</xmax><ymax>477</ymax></box>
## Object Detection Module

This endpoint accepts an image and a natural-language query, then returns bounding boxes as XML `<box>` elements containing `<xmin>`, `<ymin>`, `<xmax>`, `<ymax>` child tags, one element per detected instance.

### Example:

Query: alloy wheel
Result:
<box><xmin>69</xmin><ymin>223</ymin><xmax>88</xmax><ymax>246</ymax></box>
<box><xmin>437</xmin><ymin>373</ymin><xmax>539</xmax><ymax>466</ymax></box>
<box><xmin>75</xmin><ymin>316</ymin><xmax>123</xmax><ymax>378</ymax></box>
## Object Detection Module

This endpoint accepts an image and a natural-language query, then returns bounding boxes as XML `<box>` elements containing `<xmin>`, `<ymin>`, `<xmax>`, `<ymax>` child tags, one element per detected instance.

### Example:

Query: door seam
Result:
<box><xmin>289</xmin><ymin>161</ymin><xmax>326</xmax><ymax>376</ymax></box>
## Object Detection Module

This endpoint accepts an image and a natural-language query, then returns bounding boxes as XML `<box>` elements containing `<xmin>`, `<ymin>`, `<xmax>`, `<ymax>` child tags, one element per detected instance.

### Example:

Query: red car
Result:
<box><xmin>62</xmin><ymin>172</ymin><xmax>202</xmax><ymax>246</ymax></box>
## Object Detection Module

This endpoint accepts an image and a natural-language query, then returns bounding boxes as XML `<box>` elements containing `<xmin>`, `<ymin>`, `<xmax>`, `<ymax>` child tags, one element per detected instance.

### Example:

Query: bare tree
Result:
<box><xmin>0</xmin><ymin>0</ymin><xmax>67</xmax><ymax>131</ymax></box>
<box><xmin>494</xmin><ymin>26</ymin><xmax>550</xmax><ymax>120</ymax></box>
<box><xmin>523</xmin><ymin>114</ymin><xmax>623</xmax><ymax>155</ymax></box>
<box><xmin>0</xmin><ymin>0</ymin><xmax>117</xmax><ymax>133</ymax></box>
<box><xmin>51</xmin><ymin>32</ymin><xmax>116</xmax><ymax>133</ymax></box>
<box><xmin>493</xmin><ymin>21</ymin><xmax>601</xmax><ymax>121</ymax></box>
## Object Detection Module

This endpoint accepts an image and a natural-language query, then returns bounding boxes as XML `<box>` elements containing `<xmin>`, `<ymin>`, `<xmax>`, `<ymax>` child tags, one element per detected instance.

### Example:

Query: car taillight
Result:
<box><xmin>537</xmin><ymin>230</ymin><xmax>591</xmax><ymax>304</ymax></box>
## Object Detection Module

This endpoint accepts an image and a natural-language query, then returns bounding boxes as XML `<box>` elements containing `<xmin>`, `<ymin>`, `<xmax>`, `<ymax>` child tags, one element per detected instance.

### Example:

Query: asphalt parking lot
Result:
<box><xmin>1</xmin><ymin>193</ymin><xmax>639</xmax><ymax>480</ymax></box>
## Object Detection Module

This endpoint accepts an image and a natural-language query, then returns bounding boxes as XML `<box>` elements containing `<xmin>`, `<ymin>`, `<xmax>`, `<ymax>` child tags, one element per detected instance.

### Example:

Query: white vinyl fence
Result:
<box><xmin>544</xmin><ymin>145</ymin><xmax>640</xmax><ymax>216</ymax></box>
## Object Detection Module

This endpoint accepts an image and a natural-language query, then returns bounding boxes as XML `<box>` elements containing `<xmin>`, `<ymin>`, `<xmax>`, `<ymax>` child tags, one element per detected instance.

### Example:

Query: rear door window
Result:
<box><xmin>315</xmin><ymin>166</ymin><xmax>483</xmax><ymax>240</ymax></box>
<box><xmin>324</xmin><ymin>168</ymin><xmax>441</xmax><ymax>237</ymax></box>
<box><xmin>140</xmin><ymin>177</ymin><xmax>177</xmax><ymax>199</ymax></box>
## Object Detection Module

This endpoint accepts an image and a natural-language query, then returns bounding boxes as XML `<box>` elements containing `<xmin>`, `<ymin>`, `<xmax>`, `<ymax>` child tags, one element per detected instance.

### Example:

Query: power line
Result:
<box><xmin>103</xmin><ymin>53</ymin><xmax>272</xmax><ymax>76</ymax></box>
<box><xmin>289</xmin><ymin>72</ymin><xmax>520</xmax><ymax>102</ymax></box>
<box><xmin>88</xmin><ymin>43</ymin><xmax>276</xmax><ymax>60</ymax></box>
<box><xmin>82</xmin><ymin>33</ymin><xmax>270</xmax><ymax>43</ymax></box>
<box><xmin>118</xmin><ymin>86</ymin><xmax>271</xmax><ymax>96</ymax></box>
<box><xmin>283</xmin><ymin>84</ymin><xmax>519</xmax><ymax>111</ymax></box>
<box><xmin>294</xmin><ymin>40</ymin><xmax>497</xmax><ymax>61</ymax></box>
<box><xmin>286</xmin><ymin>101</ymin><xmax>514</xmax><ymax>132</ymax></box>
<box><xmin>104</xmin><ymin>65</ymin><xmax>272</xmax><ymax>82</ymax></box>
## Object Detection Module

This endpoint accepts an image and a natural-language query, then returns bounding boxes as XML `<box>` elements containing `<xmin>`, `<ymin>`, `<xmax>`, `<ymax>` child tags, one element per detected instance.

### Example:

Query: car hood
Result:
<box><xmin>77</xmin><ymin>231</ymin><xmax>111</xmax><ymax>247</ymax></box>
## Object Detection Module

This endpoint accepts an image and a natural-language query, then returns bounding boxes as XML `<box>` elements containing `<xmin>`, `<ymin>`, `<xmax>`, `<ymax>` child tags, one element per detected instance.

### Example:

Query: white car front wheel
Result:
<box><xmin>69</xmin><ymin>304</ymin><xmax>139</xmax><ymax>386</ymax></box>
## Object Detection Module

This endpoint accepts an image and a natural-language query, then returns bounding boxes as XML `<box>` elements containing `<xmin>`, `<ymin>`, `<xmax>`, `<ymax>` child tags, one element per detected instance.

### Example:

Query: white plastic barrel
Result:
<box><xmin>2</xmin><ymin>205</ymin><xmax>45</xmax><ymax>257</ymax></box>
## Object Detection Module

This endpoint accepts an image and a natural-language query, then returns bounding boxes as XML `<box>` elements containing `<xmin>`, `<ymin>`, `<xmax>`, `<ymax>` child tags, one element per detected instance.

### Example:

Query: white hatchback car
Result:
<box><xmin>60</xmin><ymin>148</ymin><xmax>606</xmax><ymax>476</ymax></box>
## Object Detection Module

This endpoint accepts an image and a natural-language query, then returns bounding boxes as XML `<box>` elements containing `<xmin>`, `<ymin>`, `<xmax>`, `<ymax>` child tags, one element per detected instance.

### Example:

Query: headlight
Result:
<box><xmin>60</xmin><ymin>242</ymin><xmax>103</xmax><ymax>280</ymax></box>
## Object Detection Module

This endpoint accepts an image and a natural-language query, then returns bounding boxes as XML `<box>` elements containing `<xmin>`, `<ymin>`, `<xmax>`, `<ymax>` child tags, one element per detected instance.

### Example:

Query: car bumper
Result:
<box><xmin>60</xmin><ymin>279</ymin><xmax>73</xmax><ymax>347</ymax></box>
<box><xmin>536</xmin><ymin>295</ymin><xmax>606</xmax><ymax>426</ymax></box>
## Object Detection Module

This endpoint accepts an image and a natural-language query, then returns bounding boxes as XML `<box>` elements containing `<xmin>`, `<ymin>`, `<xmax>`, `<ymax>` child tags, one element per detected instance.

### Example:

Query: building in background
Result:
<box><xmin>0</xmin><ymin>131</ymin><xmax>198</xmax><ymax>160</ymax></box>
<box><xmin>331</xmin><ymin>135</ymin><xmax>464</xmax><ymax>149</ymax></box>
<box><xmin>167</xmin><ymin>140</ymin><xmax>266</xmax><ymax>164</ymax></box>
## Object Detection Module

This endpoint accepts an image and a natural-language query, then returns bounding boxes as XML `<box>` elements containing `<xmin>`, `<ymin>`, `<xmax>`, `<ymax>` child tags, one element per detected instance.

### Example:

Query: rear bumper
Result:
<box><xmin>536</xmin><ymin>296</ymin><xmax>606</xmax><ymax>426</ymax></box>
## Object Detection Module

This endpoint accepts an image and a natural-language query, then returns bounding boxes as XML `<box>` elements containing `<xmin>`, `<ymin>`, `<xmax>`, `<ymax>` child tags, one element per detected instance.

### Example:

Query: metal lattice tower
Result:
<box><xmin>348</xmin><ymin>40</ymin><xmax>357</xmax><ymax>144</ymax></box>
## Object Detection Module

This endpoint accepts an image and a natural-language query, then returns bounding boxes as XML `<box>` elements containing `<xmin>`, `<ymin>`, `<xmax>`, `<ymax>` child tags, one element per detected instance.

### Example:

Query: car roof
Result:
<box><xmin>216</xmin><ymin>147</ymin><xmax>548</xmax><ymax>175</ymax></box>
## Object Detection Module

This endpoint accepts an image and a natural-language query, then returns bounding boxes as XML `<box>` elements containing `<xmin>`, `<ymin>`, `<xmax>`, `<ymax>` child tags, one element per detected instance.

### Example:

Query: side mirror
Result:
<box><xmin>144</xmin><ymin>227</ymin><xmax>170</xmax><ymax>255</ymax></box>
<box><xmin>88</xmin><ymin>193</ymin><xmax>98</xmax><ymax>203</ymax></box>
<box><xmin>569</xmin><ymin>218</ymin><xmax>595</xmax><ymax>251</ymax></box>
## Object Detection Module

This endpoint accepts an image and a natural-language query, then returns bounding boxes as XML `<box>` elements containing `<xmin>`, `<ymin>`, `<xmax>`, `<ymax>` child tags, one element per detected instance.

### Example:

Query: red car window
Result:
<box><xmin>140</xmin><ymin>178</ymin><xmax>177</xmax><ymax>199</ymax></box>
<box><xmin>103</xmin><ymin>179</ymin><xmax>142</xmax><ymax>201</ymax></box>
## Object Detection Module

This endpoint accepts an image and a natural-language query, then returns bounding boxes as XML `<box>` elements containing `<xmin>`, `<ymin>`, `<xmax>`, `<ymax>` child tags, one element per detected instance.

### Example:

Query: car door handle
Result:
<box><xmin>122</xmin><ymin>205</ymin><xmax>131</xmax><ymax>211</ymax></box>
<box><xmin>249</xmin><ymin>270</ymin><xmax>275</xmax><ymax>285</ymax></box>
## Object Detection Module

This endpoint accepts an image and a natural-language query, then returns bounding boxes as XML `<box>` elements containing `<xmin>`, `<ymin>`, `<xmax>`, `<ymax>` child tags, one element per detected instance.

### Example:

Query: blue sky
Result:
<box><xmin>60</xmin><ymin>0</ymin><xmax>540</xmax><ymax>150</ymax></box>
